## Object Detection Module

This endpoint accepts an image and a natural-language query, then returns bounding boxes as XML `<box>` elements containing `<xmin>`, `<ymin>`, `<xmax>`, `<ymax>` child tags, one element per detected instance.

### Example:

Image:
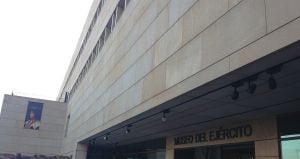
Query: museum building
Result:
<box><xmin>1</xmin><ymin>0</ymin><xmax>300</xmax><ymax>159</ymax></box>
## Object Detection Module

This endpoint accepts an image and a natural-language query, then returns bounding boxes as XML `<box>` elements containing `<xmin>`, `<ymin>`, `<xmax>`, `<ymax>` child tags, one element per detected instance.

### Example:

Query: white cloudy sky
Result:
<box><xmin>0</xmin><ymin>0</ymin><xmax>93</xmax><ymax>110</ymax></box>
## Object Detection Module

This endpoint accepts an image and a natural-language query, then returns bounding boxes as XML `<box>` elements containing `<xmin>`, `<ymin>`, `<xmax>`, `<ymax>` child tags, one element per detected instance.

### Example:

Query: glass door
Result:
<box><xmin>175</xmin><ymin>142</ymin><xmax>254</xmax><ymax>159</ymax></box>
<box><xmin>115</xmin><ymin>138</ymin><xmax>166</xmax><ymax>159</ymax></box>
<box><xmin>118</xmin><ymin>150</ymin><xmax>165</xmax><ymax>159</ymax></box>
<box><xmin>281</xmin><ymin>135</ymin><xmax>300</xmax><ymax>159</ymax></box>
<box><xmin>278</xmin><ymin>112</ymin><xmax>300</xmax><ymax>159</ymax></box>
<box><xmin>222</xmin><ymin>143</ymin><xmax>255</xmax><ymax>159</ymax></box>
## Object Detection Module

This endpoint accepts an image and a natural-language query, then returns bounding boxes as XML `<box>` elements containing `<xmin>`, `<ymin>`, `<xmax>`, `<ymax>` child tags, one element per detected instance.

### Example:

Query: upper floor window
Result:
<box><xmin>65</xmin><ymin>114</ymin><xmax>71</xmax><ymax>137</ymax></box>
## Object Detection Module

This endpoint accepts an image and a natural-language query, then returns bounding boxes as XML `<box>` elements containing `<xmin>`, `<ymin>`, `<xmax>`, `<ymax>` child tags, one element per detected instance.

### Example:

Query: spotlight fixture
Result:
<box><xmin>266</xmin><ymin>65</ymin><xmax>281</xmax><ymax>90</ymax></box>
<box><xmin>231</xmin><ymin>81</ymin><xmax>243</xmax><ymax>100</ymax></box>
<box><xmin>125</xmin><ymin>124</ymin><xmax>132</xmax><ymax>134</ymax></box>
<box><xmin>246</xmin><ymin>75</ymin><xmax>257</xmax><ymax>94</ymax></box>
<box><xmin>231</xmin><ymin>87</ymin><xmax>239</xmax><ymax>100</ymax></box>
<box><xmin>89</xmin><ymin>139</ymin><xmax>96</xmax><ymax>145</ymax></box>
<box><xmin>103</xmin><ymin>133</ymin><xmax>110</xmax><ymax>140</ymax></box>
<box><xmin>103</xmin><ymin>136</ymin><xmax>108</xmax><ymax>140</ymax></box>
<box><xmin>161</xmin><ymin>109</ymin><xmax>170</xmax><ymax>122</ymax></box>
<box><xmin>268</xmin><ymin>75</ymin><xmax>277</xmax><ymax>90</ymax></box>
<box><xmin>161</xmin><ymin>115</ymin><xmax>167</xmax><ymax>122</ymax></box>
<box><xmin>247</xmin><ymin>82</ymin><xmax>256</xmax><ymax>94</ymax></box>
<box><xmin>125</xmin><ymin>128</ymin><xmax>130</xmax><ymax>134</ymax></box>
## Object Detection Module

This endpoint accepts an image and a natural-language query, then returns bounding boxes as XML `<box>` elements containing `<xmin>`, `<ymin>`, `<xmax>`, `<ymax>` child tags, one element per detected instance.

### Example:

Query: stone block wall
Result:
<box><xmin>59</xmin><ymin>0</ymin><xmax>300</xmax><ymax>156</ymax></box>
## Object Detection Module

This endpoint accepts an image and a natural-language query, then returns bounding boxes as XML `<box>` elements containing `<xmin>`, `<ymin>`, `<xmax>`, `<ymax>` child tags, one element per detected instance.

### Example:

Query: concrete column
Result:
<box><xmin>166</xmin><ymin>137</ymin><xmax>174</xmax><ymax>159</ymax></box>
<box><xmin>255</xmin><ymin>139</ymin><xmax>280</xmax><ymax>159</ymax></box>
<box><xmin>75</xmin><ymin>143</ymin><xmax>88</xmax><ymax>159</ymax></box>
<box><xmin>166</xmin><ymin>149</ymin><xmax>174</xmax><ymax>159</ymax></box>
<box><xmin>254</xmin><ymin>117</ymin><xmax>280</xmax><ymax>159</ymax></box>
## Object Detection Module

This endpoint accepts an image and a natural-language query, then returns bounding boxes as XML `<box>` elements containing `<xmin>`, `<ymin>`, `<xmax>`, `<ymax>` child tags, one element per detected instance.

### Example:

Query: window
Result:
<box><xmin>64</xmin><ymin>92</ymin><xmax>69</xmax><ymax>103</ymax></box>
<box><xmin>115</xmin><ymin>5</ymin><xmax>123</xmax><ymax>23</ymax></box>
<box><xmin>278</xmin><ymin>112</ymin><xmax>300</xmax><ymax>159</ymax></box>
<box><xmin>65</xmin><ymin>114</ymin><xmax>70</xmax><ymax>137</ymax></box>
<box><xmin>67</xmin><ymin>0</ymin><xmax>131</xmax><ymax>100</ymax></box>
<box><xmin>175</xmin><ymin>142</ymin><xmax>255</xmax><ymax>159</ymax></box>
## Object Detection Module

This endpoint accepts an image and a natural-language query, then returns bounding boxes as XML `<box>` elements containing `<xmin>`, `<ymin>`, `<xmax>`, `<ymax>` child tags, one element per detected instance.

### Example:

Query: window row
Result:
<box><xmin>68</xmin><ymin>0</ymin><xmax>131</xmax><ymax>100</ymax></box>
<box><xmin>62</xmin><ymin>0</ymin><xmax>107</xmax><ymax>101</ymax></box>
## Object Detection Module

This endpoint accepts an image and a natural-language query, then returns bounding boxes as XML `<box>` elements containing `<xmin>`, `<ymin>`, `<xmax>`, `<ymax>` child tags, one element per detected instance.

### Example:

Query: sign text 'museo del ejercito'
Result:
<box><xmin>174</xmin><ymin>124</ymin><xmax>253</xmax><ymax>145</ymax></box>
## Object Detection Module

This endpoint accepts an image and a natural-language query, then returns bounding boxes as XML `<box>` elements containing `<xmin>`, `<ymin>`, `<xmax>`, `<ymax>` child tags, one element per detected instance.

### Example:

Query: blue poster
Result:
<box><xmin>24</xmin><ymin>101</ymin><xmax>43</xmax><ymax>130</ymax></box>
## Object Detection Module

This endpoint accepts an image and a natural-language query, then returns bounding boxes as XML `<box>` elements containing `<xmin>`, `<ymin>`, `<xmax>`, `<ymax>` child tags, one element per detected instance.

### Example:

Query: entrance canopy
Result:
<box><xmin>82</xmin><ymin>41</ymin><xmax>300</xmax><ymax>147</ymax></box>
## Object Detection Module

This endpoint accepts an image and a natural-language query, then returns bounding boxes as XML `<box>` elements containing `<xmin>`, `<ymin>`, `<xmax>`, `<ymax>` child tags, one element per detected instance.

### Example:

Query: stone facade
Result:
<box><xmin>1</xmin><ymin>0</ymin><xmax>299</xmax><ymax>158</ymax></box>
<box><xmin>57</xmin><ymin>0</ymin><xmax>300</xmax><ymax>157</ymax></box>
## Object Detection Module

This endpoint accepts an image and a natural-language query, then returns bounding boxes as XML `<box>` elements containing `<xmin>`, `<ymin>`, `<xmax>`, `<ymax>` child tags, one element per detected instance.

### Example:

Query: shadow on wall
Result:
<box><xmin>0</xmin><ymin>153</ymin><xmax>71</xmax><ymax>159</ymax></box>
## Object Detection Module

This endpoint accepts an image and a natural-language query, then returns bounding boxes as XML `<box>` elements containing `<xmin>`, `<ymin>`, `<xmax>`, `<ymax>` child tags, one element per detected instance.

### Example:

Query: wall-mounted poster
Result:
<box><xmin>24</xmin><ymin>101</ymin><xmax>43</xmax><ymax>130</ymax></box>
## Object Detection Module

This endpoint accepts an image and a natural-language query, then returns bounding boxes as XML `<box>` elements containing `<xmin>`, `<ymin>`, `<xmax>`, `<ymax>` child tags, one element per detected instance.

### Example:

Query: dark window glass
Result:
<box><xmin>64</xmin><ymin>114</ymin><xmax>70</xmax><ymax>137</ymax></box>
<box><xmin>175</xmin><ymin>142</ymin><xmax>254</xmax><ymax>159</ymax></box>
<box><xmin>222</xmin><ymin>143</ymin><xmax>255</xmax><ymax>159</ymax></box>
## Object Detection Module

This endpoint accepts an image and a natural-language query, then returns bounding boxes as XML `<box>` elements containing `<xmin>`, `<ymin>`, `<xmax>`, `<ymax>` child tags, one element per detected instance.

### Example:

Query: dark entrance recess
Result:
<box><xmin>87</xmin><ymin>138</ymin><xmax>166</xmax><ymax>159</ymax></box>
<box><xmin>175</xmin><ymin>142</ymin><xmax>255</xmax><ymax>159</ymax></box>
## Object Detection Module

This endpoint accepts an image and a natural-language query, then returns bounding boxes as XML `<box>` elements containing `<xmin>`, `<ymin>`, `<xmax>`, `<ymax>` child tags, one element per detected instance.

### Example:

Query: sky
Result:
<box><xmin>0</xmin><ymin>0</ymin><xmax>94</xmax><ymax>110</ymax></box>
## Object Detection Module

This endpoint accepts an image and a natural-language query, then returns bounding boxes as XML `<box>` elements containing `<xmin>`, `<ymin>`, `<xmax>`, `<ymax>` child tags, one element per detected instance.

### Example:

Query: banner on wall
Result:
<box><xmin>24</xmin><ymin>101</ymin><xmax>43</xmax><ymax>130</ymax></box>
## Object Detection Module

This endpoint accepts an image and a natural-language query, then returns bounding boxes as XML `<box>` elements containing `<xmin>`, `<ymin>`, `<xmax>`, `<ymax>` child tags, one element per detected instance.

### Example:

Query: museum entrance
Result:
<box><xmin>175</xmin><ymin>142</ymin><xmax>255</xmax><ymax>159</ymax></box>
<box><xmin>87</xmin><ymin>138</ymin><xmax>166</xmax><ymax>159</ymax></box>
